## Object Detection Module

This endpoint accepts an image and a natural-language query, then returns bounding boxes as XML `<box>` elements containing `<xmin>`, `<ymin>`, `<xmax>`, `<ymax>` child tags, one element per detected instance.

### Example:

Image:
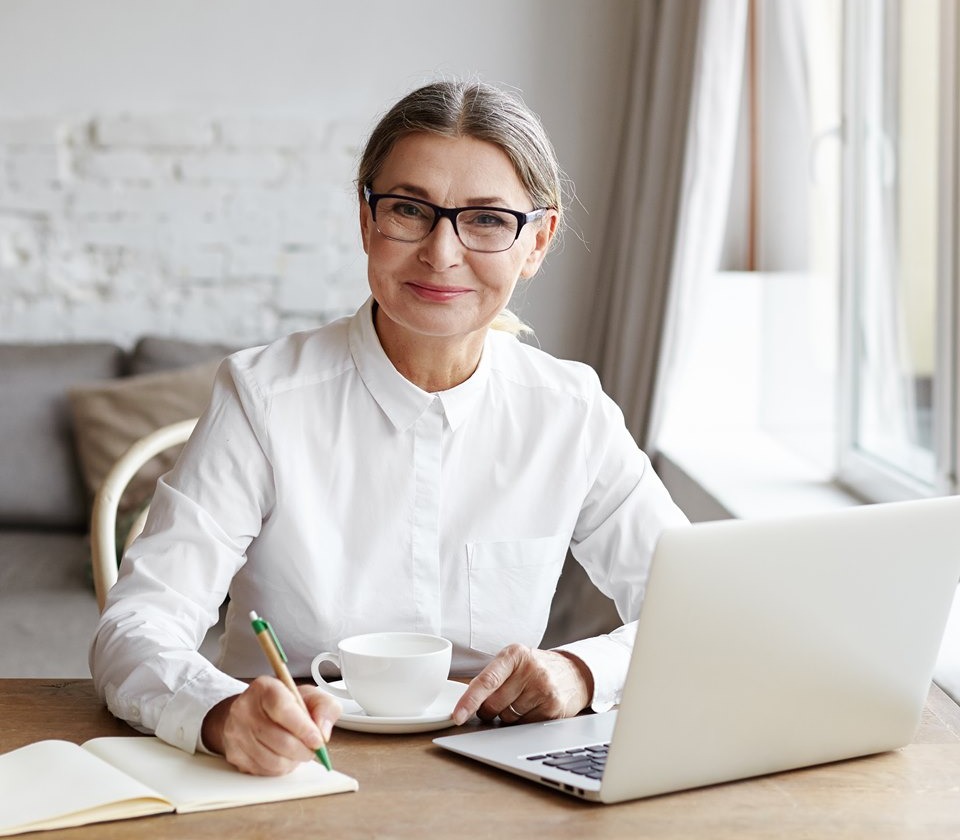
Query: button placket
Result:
<box><xmin>410</xmin><ymin>397</ymin><xmax>444</xmax><ymax>633</ymax></box>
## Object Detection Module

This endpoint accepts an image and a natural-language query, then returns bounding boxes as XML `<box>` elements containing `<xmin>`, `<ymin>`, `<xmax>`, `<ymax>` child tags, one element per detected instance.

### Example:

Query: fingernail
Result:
<box><xmin>452</xmin><ymin>709</ymin><xmax>467</xmax><ymax>726</ymax></box>
<box><xmin>321</xmin><ymin>719</ymin><xmax>334</xmax><ymax>741</ymax></box>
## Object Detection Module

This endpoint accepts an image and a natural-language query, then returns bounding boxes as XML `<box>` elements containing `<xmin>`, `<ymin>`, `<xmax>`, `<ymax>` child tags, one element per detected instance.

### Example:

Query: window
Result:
<box><xmin>660</xmin><ymin>0</ymin><xmax>959</xmax><ymax>515</ymax></box>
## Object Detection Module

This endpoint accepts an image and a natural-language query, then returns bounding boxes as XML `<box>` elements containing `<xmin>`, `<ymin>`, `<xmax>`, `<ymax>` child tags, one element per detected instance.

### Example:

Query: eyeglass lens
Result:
<box><xmin>375</xmin><ymin>196</ymin><xmax>520</xmax><ymax>252</ymax></box>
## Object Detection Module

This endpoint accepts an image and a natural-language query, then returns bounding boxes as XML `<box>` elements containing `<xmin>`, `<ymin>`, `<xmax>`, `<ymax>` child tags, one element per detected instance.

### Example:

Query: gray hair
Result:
<box><xmin>357</xmin><ymin>80</ymin><xmax>566</xmax><ymax>335</ymax></box>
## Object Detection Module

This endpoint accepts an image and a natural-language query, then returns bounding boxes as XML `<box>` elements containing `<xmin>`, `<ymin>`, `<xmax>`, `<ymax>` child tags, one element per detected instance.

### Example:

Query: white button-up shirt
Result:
<box><xmin>91</xmin><ymin>298</ymin><xmax>688</xmax><ymax>753</ymax></box>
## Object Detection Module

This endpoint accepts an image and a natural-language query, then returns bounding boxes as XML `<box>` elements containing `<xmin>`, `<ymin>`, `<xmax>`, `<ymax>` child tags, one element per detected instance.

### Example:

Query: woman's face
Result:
<box><xmin>359</xmin><ymin>132</ymin><xmax>557</xmax><ymax>355</ymax></box>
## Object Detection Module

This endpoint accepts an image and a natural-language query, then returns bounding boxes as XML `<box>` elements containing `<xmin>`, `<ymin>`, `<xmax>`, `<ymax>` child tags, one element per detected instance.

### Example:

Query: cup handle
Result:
<box><xmin>310</xmin><ymin>652</ymin><xmax>354</xmax><ymax>700</ymax></box>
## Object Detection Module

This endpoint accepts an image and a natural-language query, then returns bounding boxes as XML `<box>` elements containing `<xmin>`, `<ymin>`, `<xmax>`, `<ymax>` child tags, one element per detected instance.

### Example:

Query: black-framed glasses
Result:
<box><xmin>363</xmin><ymin>185</ymin><xmax>547</xmax><ymax>253</ymax></box>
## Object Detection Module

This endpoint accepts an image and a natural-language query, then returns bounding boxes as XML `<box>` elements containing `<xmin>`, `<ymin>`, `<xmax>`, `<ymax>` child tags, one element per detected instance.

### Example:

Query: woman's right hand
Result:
<box><xmin>201</xmin><ymin>675</ymin><xmax>341</xmax><ymax>775</ymax></box>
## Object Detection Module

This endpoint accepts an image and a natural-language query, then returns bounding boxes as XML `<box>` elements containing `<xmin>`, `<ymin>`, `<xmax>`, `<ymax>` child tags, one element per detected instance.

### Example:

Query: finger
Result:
<box><xmin>476</xmin><ymin>675</ymin><xmax>533</xmax><ymax>721</ymax></box>
<box><xmin>498</xmin><ymin>701</ymin><xmax>527</xmax><ymax>723</ymax></box>
<box><xmin>301</xmin><ymin>685</ymin><xmax>342</xmax><ymax>742</ymax></box>
<box><xmin>230</xmin><ymin>732</ymin><xmax>302</xmax><ymax>777</ymax></box>
<box><xmin>220</xmin><ymin>687</ymin><xmax>311</xmax><ymax>776</ymax></box>
<box><xmin>473</xmin><ymin>650</ymin><xmax>550</xmax><ymax>721</ymax></box>
<box><xmin>222</xmin><ymin>737</ymin><xmax>260</xmax><ymax>776</ymax></box>
<box><xmin>258</xmin><ymin>679</ymin><xmax>328</xmax><ymax>754</ymax></box>
<box><xmin>452</xmin><ymin>646</ymin><xmax>526</xmax><ymax>725</ymax></box>
<box><xmin>485</xmin><ymin>681</ymin><xmax>551</xmax><ymax>724</ymax></box>
<box><xmin>501</xmin><ymin>651</ymin><xmax>594</xmax><ymax>723</ymax></box>
<box><xmin>483</xmin><ymin>649</ymin><xmax>589</xmax><ymax>724</ymax></box>
<box><xmin>499</xmin><ymin>694</ymin><xmax>557</xmax><ymax>724</ymax></box>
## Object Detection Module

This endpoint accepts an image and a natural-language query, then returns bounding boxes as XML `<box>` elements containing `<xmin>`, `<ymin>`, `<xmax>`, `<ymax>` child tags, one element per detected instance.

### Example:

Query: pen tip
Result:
<box><xmin>249</xmin><ymin>610</ymin><xmax>259</xmax><ymax>621</ymax></box>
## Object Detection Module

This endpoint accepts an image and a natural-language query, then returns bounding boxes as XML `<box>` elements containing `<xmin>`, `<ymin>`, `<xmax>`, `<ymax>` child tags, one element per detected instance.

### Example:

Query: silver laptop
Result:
<box><xmin>434</xmin><ymin>496</ymin><xmax>960</xmax><ymax>803</ymax></box>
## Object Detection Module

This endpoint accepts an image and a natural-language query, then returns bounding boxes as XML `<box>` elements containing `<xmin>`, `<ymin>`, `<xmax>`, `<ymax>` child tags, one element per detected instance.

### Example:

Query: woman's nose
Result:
<box><xmin>418</xmin><ymin>216</ymin><xmax>464</xmax><ymax>268</ymax></box>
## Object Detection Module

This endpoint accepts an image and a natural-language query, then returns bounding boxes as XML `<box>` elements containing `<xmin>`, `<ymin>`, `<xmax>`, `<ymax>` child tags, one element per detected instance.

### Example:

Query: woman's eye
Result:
<box><xmin>463</xmin><ymin>211</ymin><xmax>509</xmax><ymax>229</ymax></box>
<box><xmin>391</xmin><ymin>201</ymin><xmax>428</xmax><ymax>219</ymax></box>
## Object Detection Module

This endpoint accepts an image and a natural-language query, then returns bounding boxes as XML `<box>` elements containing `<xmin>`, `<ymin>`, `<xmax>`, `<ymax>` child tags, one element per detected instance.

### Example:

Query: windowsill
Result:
<box><xmin>656</xmin><ymin>426</ymin><xmax>863</xmax><ymax>523</ymax></box>
<box><xmin>655</xmin><ymin>270</ymin><xmax>859</xmax><ymax>522</ymax></box>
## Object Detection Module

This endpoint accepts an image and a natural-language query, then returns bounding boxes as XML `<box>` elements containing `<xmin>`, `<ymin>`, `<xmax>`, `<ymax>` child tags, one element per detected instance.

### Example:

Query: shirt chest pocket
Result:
<box><xmin>466</xmin><ymin>534</ymin><xmax>569</xmax><ymax>656</ymax></box>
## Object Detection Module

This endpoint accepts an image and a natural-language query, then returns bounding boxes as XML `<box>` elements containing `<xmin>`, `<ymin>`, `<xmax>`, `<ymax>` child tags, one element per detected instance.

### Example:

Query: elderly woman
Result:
<box><xmin>91</xmin><ymin>80</ymin><xmax>688</xmax><ymax>776</ymax></box>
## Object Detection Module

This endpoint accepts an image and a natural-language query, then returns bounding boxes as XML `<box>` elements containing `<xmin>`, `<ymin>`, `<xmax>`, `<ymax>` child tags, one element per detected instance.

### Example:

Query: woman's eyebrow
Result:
<box><xmin>383</xmin><ymin>183</ymin><xmax>511</xmax><ymax>207</ymax></box>
<box><xmin>384</xmin><ymin>182</ymin><xmax>430</xmax><ymax>198</ymax></box>
<box><xmin>465</xmin><ymin>197</ymin><xmax>510</xmax><ymax>207</ymax></box>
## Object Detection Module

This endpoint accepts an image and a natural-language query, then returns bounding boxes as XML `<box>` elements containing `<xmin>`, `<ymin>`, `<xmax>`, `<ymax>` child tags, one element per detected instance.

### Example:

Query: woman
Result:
<box><xmin>91</xmin><ymin>80</ymin><xmax>688</xmax><ymax>776</ymax></box>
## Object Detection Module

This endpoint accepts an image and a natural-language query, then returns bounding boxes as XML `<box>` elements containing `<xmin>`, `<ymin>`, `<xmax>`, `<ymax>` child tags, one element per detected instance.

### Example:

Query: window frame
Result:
<box><xmin>935</xmin><ymin>0</ymin><xmax>960</xmax><ymax>496</ymax></box>
<box><xmin>836</xmin><ymin>0</ymin><xmax>960</xmax><ymax>502</ymax></box>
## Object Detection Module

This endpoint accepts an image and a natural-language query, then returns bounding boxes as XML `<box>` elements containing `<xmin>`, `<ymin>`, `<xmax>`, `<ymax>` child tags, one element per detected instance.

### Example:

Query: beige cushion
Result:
<box><xmin>68</xmin><ymin>360</ymin><xmax>220</xmax><ymax>516</ymax></box>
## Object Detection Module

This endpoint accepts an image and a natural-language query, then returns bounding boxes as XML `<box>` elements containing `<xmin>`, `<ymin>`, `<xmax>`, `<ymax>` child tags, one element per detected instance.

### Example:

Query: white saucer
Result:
<box><xmin>326</xmin><ymin>679</ymin><xmax>468</xmax><ymax>734</ymax></box>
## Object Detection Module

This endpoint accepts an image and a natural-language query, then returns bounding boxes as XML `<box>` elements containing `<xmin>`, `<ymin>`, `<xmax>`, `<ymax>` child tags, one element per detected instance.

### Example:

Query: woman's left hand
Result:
<box><xmin>451</xmin><ymin>644</ymin><xmax>593</xmax><ymax>726</ymax></box>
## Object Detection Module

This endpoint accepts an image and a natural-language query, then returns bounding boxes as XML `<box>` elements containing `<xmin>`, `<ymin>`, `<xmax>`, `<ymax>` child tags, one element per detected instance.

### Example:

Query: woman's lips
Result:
<box><xmin>406</xmin><ymin>282</ymin><xmax>472</xmax><ymax>302</ymax></box>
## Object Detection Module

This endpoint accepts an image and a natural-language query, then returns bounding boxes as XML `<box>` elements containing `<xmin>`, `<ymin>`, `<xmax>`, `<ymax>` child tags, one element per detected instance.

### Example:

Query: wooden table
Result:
<box><xmin>3</xmin><ymin>679</ymin><xmax>960</xmax><ymax>839</ymax></box>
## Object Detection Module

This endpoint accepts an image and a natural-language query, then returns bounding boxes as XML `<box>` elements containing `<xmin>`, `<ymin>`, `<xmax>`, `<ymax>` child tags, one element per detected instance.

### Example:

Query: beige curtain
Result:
<box><xmin>547</xmin><ymin>0</ymin><xmax>748</xmax><ymax>645</ymax></box>
<box><xmin>587</xmin><ymin>0</ymin><xmax>748</xmax><ymax>453</ymax></box>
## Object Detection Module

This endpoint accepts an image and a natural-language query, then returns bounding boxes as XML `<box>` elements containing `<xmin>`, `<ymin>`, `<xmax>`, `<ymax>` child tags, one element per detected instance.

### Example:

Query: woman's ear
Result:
<box><xmin>520</xmin><ymin>210</ymin><xmax>559</xmax><ymax>279</ymax></box>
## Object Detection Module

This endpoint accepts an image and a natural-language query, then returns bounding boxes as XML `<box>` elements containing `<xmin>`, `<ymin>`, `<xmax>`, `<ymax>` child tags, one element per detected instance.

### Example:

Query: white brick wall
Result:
<box><xmin>0</xmin><ymin>113</ymin><xmax>370</xmax><ymax>347</ymax></box>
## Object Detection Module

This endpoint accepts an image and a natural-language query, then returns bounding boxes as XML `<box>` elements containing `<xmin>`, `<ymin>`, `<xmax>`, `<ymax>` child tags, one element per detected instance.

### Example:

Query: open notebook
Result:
<box><xmin>0</xmin><ymin>737</ymin><xmax>357</xmax><ymax>836</ymax></box>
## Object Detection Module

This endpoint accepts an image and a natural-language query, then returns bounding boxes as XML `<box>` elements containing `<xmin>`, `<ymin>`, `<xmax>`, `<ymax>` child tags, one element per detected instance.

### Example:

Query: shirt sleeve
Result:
<box><xmin>89</xmin><ymin>354</ymin><xmax>273</xmax><ymax>752</ymax></box>
<box><xmin>554</xmin><ymin>380</ymin><xmax>689</xmax><ymax>710</ymax></box>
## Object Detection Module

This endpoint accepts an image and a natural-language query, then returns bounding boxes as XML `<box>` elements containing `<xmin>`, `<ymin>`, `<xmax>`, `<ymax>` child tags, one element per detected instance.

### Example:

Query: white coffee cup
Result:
<box><xmin>310</xmin><ymin>632</ymin><xmax>452</xmax><ymax>717</ymax></box>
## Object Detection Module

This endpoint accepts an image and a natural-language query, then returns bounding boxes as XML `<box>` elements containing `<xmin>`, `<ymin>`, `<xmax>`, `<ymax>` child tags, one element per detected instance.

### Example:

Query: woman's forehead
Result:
<box><xmin>376</xmin><ymin>133</ymin><xmax>528</xmax><ymax>206</ymax></box>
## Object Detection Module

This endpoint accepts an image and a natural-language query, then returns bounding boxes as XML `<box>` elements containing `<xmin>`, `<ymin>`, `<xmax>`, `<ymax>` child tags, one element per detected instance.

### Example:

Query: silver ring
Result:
<box><xmin>507</xmin><ymin>704</ymin><xmax>521</xmax><ymax>717</ymax></box>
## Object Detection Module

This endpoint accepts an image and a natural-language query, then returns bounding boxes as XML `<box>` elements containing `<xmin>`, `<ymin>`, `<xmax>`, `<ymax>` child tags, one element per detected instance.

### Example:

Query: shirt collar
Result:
<box><xmin>348</xmin><ymin>297</ymin><xmax>491</xmax><ymax>433</ymax></box>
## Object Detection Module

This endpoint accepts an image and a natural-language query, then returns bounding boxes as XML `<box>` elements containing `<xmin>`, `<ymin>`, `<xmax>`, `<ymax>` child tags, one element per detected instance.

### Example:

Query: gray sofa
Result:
<box><xmin>0</xmin><ymin>337</ymin><xmax>619</xmax><ymax>678</ymax></box>
<box><xmin>0</xmin><ymin>338</ymin><xmax>233</xmax><ymax>677</ymax></box>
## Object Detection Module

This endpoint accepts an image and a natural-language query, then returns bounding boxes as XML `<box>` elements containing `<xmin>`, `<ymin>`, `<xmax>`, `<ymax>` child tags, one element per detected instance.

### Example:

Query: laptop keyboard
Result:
<box><xmin>524</xmin><ymin>743</ymin><xmax>609</xmax><ymax>780</ymax></box>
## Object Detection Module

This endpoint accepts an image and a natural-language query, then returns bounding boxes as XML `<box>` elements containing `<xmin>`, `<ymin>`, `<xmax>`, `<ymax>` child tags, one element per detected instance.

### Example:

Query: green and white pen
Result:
<box><xmin>249</xmin><ymin>610</ymin><xmax>333</xmax><ymax>771</ymax></box>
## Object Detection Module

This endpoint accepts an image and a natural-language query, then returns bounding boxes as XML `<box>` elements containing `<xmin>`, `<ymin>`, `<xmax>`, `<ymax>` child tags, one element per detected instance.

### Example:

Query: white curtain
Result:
<box><xmin>587</xmin><ymin>0</ymin><xmax>748</xmax><ymax>453</ymax></box>
<box><xmin>856</xmin><ymin>0</ymin><xmax>918</xmax><ymax>458</ymax></box>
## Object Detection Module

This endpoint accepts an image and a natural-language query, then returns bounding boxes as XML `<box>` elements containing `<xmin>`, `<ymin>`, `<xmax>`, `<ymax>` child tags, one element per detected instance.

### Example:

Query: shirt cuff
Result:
<box><xmin>154</xmin><ymin>668</ymin><xmax>248</xmax><ymax>754</ymax></box>
<box><xmin>554</xmin><ymin>625</ymin><xmax>636</xmax><ymax>712</ymax></box>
